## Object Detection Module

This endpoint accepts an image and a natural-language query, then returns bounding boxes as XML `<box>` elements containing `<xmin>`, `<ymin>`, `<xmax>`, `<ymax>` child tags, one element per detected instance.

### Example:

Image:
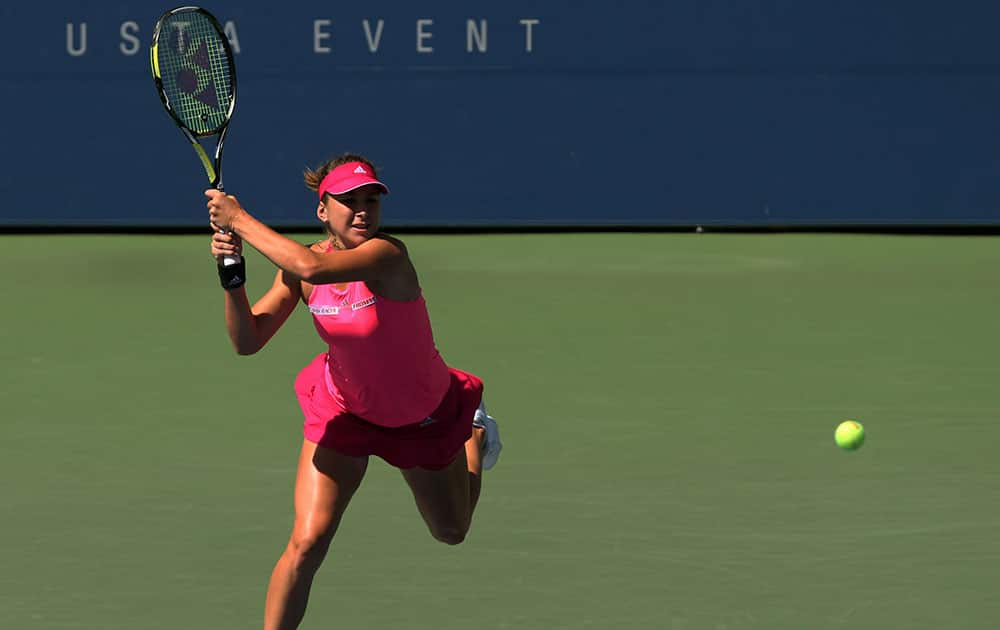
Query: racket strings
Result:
<box><xmin>156</xmin><ymin>14</ymin><xmax>234</xmax><ymax>135</ymax></box>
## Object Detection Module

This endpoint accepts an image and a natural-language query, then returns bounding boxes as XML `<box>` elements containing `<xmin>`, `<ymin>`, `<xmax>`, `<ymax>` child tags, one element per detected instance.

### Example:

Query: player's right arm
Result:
<box><xmin>212</xmin><ymin>232</ymin><xmax>301</xmax><ymax>355</ymax></box>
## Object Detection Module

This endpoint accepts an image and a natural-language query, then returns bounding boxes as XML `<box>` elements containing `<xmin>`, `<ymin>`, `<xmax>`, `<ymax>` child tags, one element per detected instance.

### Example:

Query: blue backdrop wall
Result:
<box><xmin>3</xmin><ymin>1</ymin><xmax>1000</xmax><ymax>227</ymax></box>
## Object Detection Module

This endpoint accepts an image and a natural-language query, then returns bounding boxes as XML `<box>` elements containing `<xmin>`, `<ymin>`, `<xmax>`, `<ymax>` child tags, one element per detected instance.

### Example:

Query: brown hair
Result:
<box><xmin>303</xmin><ymin>153</ymin><xmax>379</xmax><ymax>194</ymax></box>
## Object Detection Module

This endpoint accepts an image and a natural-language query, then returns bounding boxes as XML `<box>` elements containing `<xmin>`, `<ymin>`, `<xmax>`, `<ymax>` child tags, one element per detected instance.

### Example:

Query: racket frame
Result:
<box><xmin>150</xmin><ymin>5</ymin><xmax>237</xmax><ymax>191</ymax></box>
<box><xmin>150</xmin><ymin>6</ymin><xmax>241</xmax><ymax>266</ymax></box>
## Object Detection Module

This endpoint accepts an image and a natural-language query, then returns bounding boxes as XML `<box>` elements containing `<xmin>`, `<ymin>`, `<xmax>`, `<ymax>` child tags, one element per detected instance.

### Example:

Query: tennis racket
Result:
<box><xmin>150</xmin><ymin>6</ymin><xmax>240</xmax><ymax>266</ymax></box>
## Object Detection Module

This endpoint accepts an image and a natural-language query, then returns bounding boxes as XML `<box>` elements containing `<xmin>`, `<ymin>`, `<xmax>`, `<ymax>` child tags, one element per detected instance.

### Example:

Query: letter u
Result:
<box><xmin>66</xmin><ymin>22</ymin><xmax>87</xmax><ymax>56</ymax></box>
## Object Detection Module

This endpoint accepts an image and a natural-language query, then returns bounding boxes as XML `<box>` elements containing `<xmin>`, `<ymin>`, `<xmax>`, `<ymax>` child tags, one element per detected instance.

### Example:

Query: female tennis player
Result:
<box><xmin>205</xmin><ymin>154</ymin><xmax>502</xmax><ymax>630</ymax></box>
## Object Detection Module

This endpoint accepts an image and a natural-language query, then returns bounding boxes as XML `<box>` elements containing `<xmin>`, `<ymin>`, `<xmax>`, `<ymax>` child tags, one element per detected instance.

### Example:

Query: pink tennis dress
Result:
<box><xmin>295</xmin><ymin>280</ymin><xmax>483</xmax><ymax>469</ymax></box>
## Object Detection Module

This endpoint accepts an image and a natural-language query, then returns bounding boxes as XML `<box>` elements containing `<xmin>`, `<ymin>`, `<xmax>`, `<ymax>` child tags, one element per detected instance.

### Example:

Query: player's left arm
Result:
<box><xmin>206</xmin><ymin>190</ymin><xmax>404</xmax><ymax>284</ymax></box>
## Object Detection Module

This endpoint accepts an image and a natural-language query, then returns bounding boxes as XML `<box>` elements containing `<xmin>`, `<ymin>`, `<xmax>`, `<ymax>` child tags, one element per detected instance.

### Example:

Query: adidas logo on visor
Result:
<box><xmin>353</xmin><ymin>166</ymin><xmax>367</xmax><ymax>174</ymax></box>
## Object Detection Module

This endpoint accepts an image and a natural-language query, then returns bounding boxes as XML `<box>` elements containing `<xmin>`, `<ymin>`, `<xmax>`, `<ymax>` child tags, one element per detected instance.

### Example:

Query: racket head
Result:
<box><xmin>150</xmin><ymin>6</ymin><xmax>236</xmax><ymax>138</ymax></box>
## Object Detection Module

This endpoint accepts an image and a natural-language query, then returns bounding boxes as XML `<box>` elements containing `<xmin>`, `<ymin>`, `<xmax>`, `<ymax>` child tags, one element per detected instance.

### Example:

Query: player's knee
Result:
<box><xmin>286</xmin><ymin>529</ymin><xmax>334</xmax><ymax>569</ymax></box>
<box><xmin>430</xmin><ymin>525</ymin><xmax>468</xmax><ymax>546</ymax></box>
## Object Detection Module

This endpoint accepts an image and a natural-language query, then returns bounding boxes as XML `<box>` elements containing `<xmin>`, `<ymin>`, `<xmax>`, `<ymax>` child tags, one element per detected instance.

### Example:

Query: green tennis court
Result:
<box><xmin>2</xmin><ymin>232</ymin><xmax>999</xmax><ymax>629</ymax></box>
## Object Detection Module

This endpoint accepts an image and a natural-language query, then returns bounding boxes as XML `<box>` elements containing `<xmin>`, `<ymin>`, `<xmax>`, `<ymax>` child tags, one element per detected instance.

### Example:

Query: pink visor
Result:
<box><xmin>318</xmin><ymin>161</ymin><xmax>389</xmax><ymax>199</ymax></box>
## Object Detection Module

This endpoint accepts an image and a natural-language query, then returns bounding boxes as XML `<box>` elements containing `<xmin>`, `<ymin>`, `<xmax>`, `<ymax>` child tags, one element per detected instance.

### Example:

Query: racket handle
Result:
<box><xmin>219</xmin><ymin>229</ymin><xmax>242</xmax><ymax>267</ymax></box>
<box><xmin>214</xmin><ymin>184</ymin><xmax>241</xmax><ymax>266</ymax></box>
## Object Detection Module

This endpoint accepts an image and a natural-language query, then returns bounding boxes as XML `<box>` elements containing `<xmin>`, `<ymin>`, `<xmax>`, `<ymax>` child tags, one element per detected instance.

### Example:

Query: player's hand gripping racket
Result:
<box><xmin>150</xmin><ymin>6</ymin><xmax>240</xmax><ymax>266</ymax></box>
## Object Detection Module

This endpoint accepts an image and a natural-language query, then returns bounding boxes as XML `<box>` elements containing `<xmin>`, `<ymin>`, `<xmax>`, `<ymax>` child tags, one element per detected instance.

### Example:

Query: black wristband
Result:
<box><xmin>217</xmin><ymin>258</ymin><xmax>246</xmax><ymax>290</ymax></box>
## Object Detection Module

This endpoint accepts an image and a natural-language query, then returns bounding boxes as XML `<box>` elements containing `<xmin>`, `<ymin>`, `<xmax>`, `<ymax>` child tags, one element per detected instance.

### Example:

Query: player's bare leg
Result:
<box><xmin>401</xmin><ymin>448</ymin><xmax>472</xmax><ymax>544</ymax></box>
<box><xmin>400</xmin><ymin>424</ymin><xmax>490</xmax><ymax>544</ymax></box>
<box><xmin>264</xmin><ymin>441</ymin><xmax>368</xmax><ymax>630</ymax></box>
<box><xmin>465</xmin><ymin>425</ymin><xmax>485</xmax><ymax>512</ymax></box>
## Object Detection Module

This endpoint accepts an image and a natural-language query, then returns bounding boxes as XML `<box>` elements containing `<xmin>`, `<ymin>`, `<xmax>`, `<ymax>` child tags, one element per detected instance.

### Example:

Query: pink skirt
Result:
<box><xmin>294</xmin><ymin>352</ymin><xmax>483</xmax><ymax>470</ymax></box>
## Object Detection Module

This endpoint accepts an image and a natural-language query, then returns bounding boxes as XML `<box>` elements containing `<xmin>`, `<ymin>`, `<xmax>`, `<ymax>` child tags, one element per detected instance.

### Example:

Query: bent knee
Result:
<box><xmin>430</xmin><ymin>526</ymin><xmax>468</xmax><ymax>546</ymax></box>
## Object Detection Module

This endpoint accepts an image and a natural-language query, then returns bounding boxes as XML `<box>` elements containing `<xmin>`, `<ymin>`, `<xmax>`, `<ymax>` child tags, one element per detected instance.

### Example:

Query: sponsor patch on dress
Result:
<box><xmin>309</xmin><ymin>305</ymin><xmax>340</xmax><ymax>315</ymax></box>
<box><xmin>309</xmin><ymin>298</ymin><xmax>376</xmax><ymax>316</ymax></box>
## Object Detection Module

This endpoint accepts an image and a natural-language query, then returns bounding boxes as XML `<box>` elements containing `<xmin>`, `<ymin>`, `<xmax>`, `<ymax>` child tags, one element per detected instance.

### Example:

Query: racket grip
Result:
<box><xmin>213</xmin><ymin>185</ymin><xmax>240</xmax><ymax>265</ymax></box>
<box><xmin>218</xmin><ymin>227</ymin><xmax>242</xmax><ymax>266</ymax></box>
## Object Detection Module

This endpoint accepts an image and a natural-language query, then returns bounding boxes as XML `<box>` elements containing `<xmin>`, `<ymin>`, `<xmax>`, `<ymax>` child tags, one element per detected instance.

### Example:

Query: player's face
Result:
<box><xmin>319</xmin><ymin>185</ymin><xmax>382</xmax><ymax>248</ymax></box>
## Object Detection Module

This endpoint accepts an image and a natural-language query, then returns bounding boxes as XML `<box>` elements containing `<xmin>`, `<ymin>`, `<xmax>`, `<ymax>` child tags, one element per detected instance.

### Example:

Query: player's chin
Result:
<box><xmin>339</xmin><ymin>230</ymin><xmax>368</xmax><ymax>248</ymax></box>
<box><xmin>349</xmin><ymin>225</ymin><xmax>376</xmax><ymax>242</ymax></box>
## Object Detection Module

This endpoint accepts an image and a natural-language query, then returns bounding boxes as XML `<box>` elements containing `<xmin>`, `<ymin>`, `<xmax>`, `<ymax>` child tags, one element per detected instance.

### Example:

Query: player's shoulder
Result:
<box><xmin>366</xmin><ymin>232</ymin><xmax>409</xmax><ymax>257</ymax></box>
<box><xmin>368</xmin><ymin>234</ymin><xmax>419</xmax><ymax>297</ymax></box>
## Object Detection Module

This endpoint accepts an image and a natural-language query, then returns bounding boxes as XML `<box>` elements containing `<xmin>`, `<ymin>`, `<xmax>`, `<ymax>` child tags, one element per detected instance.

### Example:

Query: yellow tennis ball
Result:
<box><xmin>834</xmin><ymin>420</ymin><xmax>865</xmax><ymax>451</ymax></box>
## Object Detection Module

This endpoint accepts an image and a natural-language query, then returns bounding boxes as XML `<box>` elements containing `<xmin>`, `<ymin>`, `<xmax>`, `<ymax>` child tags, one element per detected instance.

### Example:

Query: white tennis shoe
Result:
<box><xmin>473</xmin><ymin>401</ymin><xmax>502</xmax><ymax>471</ymax></box>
